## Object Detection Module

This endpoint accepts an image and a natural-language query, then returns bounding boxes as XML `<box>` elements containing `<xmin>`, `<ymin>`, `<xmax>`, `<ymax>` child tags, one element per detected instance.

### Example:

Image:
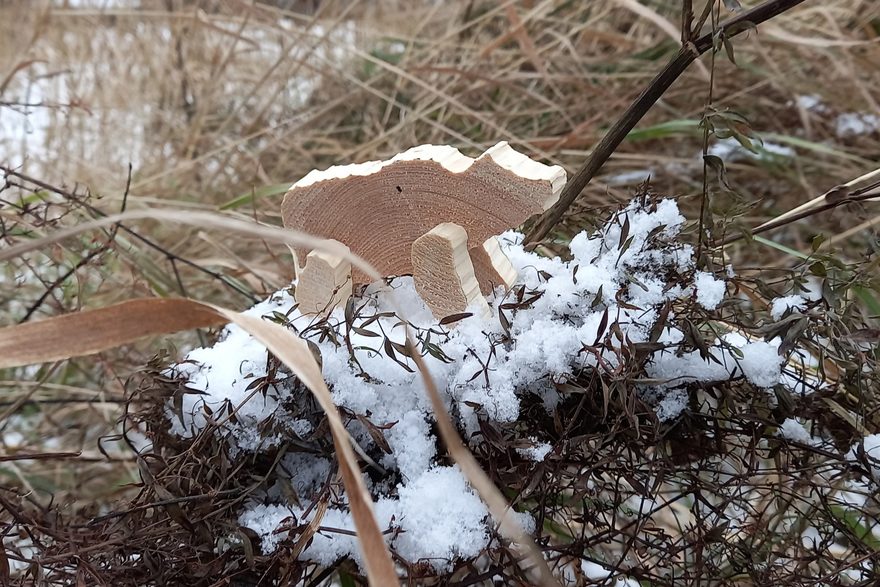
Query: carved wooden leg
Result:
<box><xmin>411</xmin><ymin>223</ymin><xmax>491</xmax><ymax>320</ymax></box>
<box><xmin>295</xmin><ymin>241</ymin><xmax>353</xmax><ymax>316</ymax></box>
<box><xmin>469</xmin><ymin>236</ymin><xmax>518</xmax><ymax>295</ymax></box>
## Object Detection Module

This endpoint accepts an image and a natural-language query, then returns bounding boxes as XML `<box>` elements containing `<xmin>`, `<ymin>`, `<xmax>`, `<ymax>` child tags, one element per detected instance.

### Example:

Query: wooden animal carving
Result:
<box><xmin>282</xmin><ymin>142</ymin><xmax>565</xmax><ymax>319</ymax></box>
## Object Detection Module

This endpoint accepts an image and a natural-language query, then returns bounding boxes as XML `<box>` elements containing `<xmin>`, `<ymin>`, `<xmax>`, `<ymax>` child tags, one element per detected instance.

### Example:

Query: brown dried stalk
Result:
<box><xmin>524</xmin><ymin>0</ymin><xmax>810</xmax><ymax>244</ymax></box>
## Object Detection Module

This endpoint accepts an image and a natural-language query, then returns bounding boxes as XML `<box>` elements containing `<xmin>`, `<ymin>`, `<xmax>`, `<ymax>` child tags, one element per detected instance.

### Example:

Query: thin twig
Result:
<box><xmin>717</xmin><ymin>183</ymin><xmax>880</xmax><ymax>246</ymax></box>
<box><xmin>0</xmin><ymin>165</ymin><xmax>259</xmax><ymax>303</ymax></box>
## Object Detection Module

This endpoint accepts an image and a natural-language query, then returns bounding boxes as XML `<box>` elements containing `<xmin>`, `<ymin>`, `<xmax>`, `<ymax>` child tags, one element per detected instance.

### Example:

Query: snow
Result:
<box><xmin>705</xmin><ymin>137</ymin><xmax>795</xmax><ymax>162</ymax></box>
<box><xmin>794</xmin><ymin>94</ymin><xmax>828</xmax><ymax>113</ymax></box>
<box><xmin>694</xmin><ymin>271</ymin><xmax>726</xmax><ymax>310</ymax></box>
<box><xmin>166</xmin><ymin>198</ymin><xmax>803</xmax><ymax>571</ymax></box>
<box><xmin>738</xmin><ymin>340</ymin><xmax>785</xmax><ymax>388</ymax></box>
<box><xmin>516</xmin><ymin>439</ymin><xmax>553</xmax><ymax>462</ymax></box>
<box><xmin>835</xmin><ymin>112</ymin><xmax>880</xmax><ymax>137</ymax></box>
<box><xmin>238</xmin><ymin>465</ymin><xmax>491</xmax><ymax>571</ymax></box>
<box><xmin>770</xmin><ymin>295</ymin><xmax>807</xmax><ymax>320</ymax></box>
<box><xmin>605</xmin><ymin>169</ymin><xmax>654</xmax><ymax>186</ymax></box>
<box><xmin>648</xmin><ymin>333</ymin><xmax>784</xmax><ymax>390</ymax></box>
<box><xmin>655</xmin><ymin>388</ymin><xmax>689</xmax><ymax>422</ymax></box>
<box><xmin>778</xmin><ymin>418</ymin><xmax>819</xmax><ymax>445</ymax></box>
<box><xmin>580</xmin><ymin>560</ymin><xmax>640</xmax><ymax>587</ymax></box>
<box><xmin>789</xmin><ymin>94</ymin><xmax>879</xmax><ymax>137</ymax></box>
<box><xmin>393</xmin><ymin>466</ymin><xmax>491</xmax><ymax>568</ymax></box>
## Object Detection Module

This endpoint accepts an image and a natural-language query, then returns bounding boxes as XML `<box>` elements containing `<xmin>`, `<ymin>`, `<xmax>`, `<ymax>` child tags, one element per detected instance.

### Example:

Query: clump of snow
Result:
<box><xmin>705</xmin><ymin>137</ymin><xmax>795</xmax><ymax>162</ymax></box>
<box><xmin>778</xmin><ymin>418</ymin><xmax>819</xmax><ymax>445</ymax></box>
<box><xmin>648</xmin><ymin>332</ymin><xmax>785</xmax><ymax>390</ymax></box>
<box><xmin>739</xmin><ymin>340</ymin><xmax>785</xmax><ymax>388</ymax></box>
<box><xmin>655</xmin><ymin>388</ymin><xmax>689</xmax><ymax>422</ymax></box>
<box><xmin>393</xmin><ymin>466</ymin><xmax>491</xmax><ymax>567</ymax></box>
<box><xmin>165</xmin><ymin>197</ymin><xmax>798</xmax><ymax>571</ymax></box>
<box><xmin>239</xmin><ymin>465</ymin><xmax>491</xmax><ymax>571</ymax></box>
<box><xmin>835</xmin><ymin>112</ymin><xmax>880</xmax><ymax>137</ymax></box>
<box><xmin>794</xmin><ymin>94</ymin><xmax>828</xmax><ymax>113</ymax></box>
<box><xmin>580</xmin><ymin>560</ymin><xmax>640</xmax><ymax>587</ymax></box>
<box><xmin>694</xmin><ymin>271</ymin><xmax>725</xmax><ymax>310</ymax></box>
<box><xmin>605</xmin><ymin>169</ymin><xmax>654</xmax><ymax>186</ymax></box>
<box><xmin>788</xmin><ymin>95</ymin><xmax>878</xmax><ymax>138</ymax></box>
<box><xmin>2</xmin><ymin>523</ymin><xmax>55</xmax><ymax>578</ymax></box>
<box><xmin>516</xmin><ymin>439</ymin><xmax>553</xmax><ymax>462</ymax></box>
<box><xmin>770</xmin><ymin>295</ymin><xmax>807</xmax><ymax>320</ymax></box>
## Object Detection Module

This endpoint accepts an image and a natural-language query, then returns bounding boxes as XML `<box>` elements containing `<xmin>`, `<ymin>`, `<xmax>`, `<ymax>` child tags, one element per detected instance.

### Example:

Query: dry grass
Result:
<box><xmin>1</xmin><ymin>0</ymin><xmax>879</xmax><ymax>585</ymax></box>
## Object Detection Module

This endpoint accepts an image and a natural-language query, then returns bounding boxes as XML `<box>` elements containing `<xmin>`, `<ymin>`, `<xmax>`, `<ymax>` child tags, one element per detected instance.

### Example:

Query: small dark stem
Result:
<box><xmin>695</xmin><ymin>1</ymin><xmax>720</xmax><ymax>268</ymax></box>
<box><xmin>682</xmin><ymin>0</ymin><xmax>695</xmax><ymax>43</ymax></box>
<box><xmin>524</xmin><ymin>0</ymin><xmax>809</xmax><ymax>245</ymax></box>
<box><xmin>0</xmin><ymin>165</ymin><xmax>259</xmax><ymax>304</ymax></box>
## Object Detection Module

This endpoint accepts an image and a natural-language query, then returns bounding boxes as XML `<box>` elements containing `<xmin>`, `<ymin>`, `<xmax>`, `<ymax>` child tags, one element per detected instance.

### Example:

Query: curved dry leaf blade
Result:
<box><xmin>0</xmin><ymin>298</ymin><xmax>399</xmax><ymax>586</ymax></box>
<box><xmin>406</xmin><ymin>335</ymin><xmax>560</xmax><ymax>587</ymax></box>
<box><xmin>218</xmin><ymin>309</ymin><xmax>399</xmax><ymax>586</ymax></box>
<box><xmin>0</xmin><ymin>209</ymin><xmax>381</xmax><ymax>284</ymax></box>
<box><xmin>0</xmin><ymin>298</ymin><xmax>226</xmax><ymax>368</ymax></box>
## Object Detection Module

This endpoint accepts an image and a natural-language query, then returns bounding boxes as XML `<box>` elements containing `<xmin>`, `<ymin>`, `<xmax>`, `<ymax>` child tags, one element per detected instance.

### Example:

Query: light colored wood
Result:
<box><xmin>295</xmin><ymin>242</ymin><xmax>352</xmax><ymax>316</ymax></box>
<box><xmin>282</xmin><ymin>141</ymin><xmax>565</xmax><ymax>289</ymax></box>
<box><xmin>469</xmin><ymin>236</ymin><xmax>518</xmax><ymax>295</ymax></box>
<box><xmin>411</xmin><ymin>223</ymin><xmax>491</xmax><ymax>320</ymax></box>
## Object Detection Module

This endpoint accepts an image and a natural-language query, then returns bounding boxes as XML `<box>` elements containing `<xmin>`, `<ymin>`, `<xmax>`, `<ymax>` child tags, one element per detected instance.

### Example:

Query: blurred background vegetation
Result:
<box><xmin>1</xmin><ymin>0</ymin><xmax>879</xmax><ymax>584</ymax></box>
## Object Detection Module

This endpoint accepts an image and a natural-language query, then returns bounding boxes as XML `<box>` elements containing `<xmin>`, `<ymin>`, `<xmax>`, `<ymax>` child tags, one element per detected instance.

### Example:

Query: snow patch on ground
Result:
<box><xmin>705</xmin><ymin>137</ymin><xmax>795</xmax><ymax>162</ymax></box>
<box><xmin>835</xmin><ymin>112</ymin><xmax>880</xmax><ymax>137</ymax></box>
<box><xmin>694</xmin><ymin>271</ymin><xmax>725</xmax><ymax>310</ymax></box>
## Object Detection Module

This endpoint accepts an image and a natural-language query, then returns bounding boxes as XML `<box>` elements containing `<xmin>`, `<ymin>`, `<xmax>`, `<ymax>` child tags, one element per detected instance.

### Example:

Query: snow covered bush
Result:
<box><xmin>156</xmin><ymin>196</ymin><xmax>808</xmax><ymax>577</ymax></box>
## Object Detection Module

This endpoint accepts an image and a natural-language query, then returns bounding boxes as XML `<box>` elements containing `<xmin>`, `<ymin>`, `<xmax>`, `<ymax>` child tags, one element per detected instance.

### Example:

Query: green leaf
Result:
<box><xmin>219</xmin><ymin>183</ymin><xmax>292</xmax><ymax>211</ymax></box>
<box><xmin>626</xmin><ymin>119</ymin><xmax>701</xmax><ymax>141</ymax></box>
<box><xmin>830</xmin><ymin>505</ymin><xmax>880</xmax><ymax>550</ymax></box>
<box><xmin>809</xmin><ymin>261</ymin><xmax>827</xmax><ymax>277</ymax></box>
<box><xmin>703</xmin><ymin>154</ymin><xmax>732</xmax><ymax>190</ymax></box>
<box><xmin>752</xmin><ymin>235</ymin><xmax>810</xmax><ymax>260</ymax></box>
<box><xmin>722</xmin><ymin>35</ymin><xmax>737</xmax><ymax>65</ymax></box>
<box><xmin>338</xmin><ymin>570</ymin><xmax>357</xmax><ymax>587</ymax></box>
<box><xmin>762</xmin><ymin>133</ymin><xmax>873</xmax><ymax>165</ymax></box>
<box><xmin>853</xmin><ymin>286</ymin><xmax>880</xmax><ymax>316</ymax></box>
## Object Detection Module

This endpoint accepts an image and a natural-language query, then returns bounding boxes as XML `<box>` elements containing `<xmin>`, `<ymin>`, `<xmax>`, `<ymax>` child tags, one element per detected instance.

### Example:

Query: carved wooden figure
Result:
<box><xmin>282</xmin><ymin>142</ymin><xmax>565</xmax><ymax>319</ymax></box>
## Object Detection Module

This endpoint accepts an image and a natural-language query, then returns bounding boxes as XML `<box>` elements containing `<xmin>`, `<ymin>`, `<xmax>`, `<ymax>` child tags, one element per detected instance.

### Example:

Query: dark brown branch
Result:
<box><xmin>524</xmin><ymin>0</ymin><xmax>809</xmax><ymax>244</ymax></box>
